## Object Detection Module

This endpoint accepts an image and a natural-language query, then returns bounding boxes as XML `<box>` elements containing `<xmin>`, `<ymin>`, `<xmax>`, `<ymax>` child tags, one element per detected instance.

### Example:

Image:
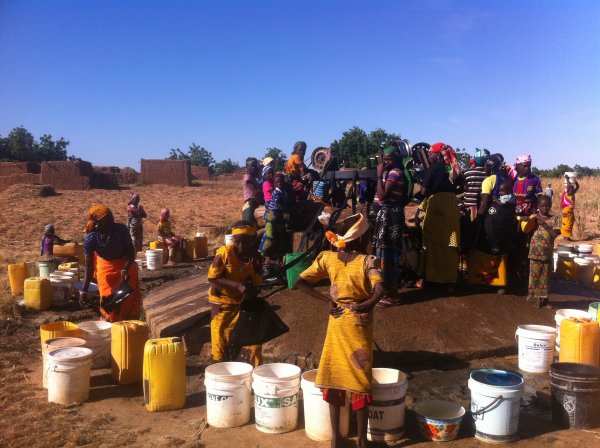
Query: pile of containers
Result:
<box><xmin>554</xmin><ymin>244</ymin><xmax>599</xmax><ymax>286</ymax></box>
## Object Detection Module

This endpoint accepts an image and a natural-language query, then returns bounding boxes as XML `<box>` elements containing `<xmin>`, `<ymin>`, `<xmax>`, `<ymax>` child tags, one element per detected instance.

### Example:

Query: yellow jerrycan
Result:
<box><xmin>111</xmin><ymin>320</ymin><xmax>149</xmax><ymax>384</ymax></box>
<box><xmin>559</xmin><ymin>317</ymin><xmax>600</xmax><ymax>367</ymax></box>
<box><xmin>25</xmin><ymin>277</ymin><xmax>54</xmax><ymax>311</ymax></box>
<box><xmin>8</xmin><ymin>263</ymin><xmax>27</xmax><ymax>296</ymax></box>
<box><xmin>143</xmin><ymin>337</ymin><xmax>186</xmax><ymax>411</ymax></box>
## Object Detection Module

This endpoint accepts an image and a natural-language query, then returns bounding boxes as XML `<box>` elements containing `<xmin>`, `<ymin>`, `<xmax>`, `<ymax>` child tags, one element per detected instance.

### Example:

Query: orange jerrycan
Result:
<box><xmin>559</xmin><ymin>317</ymin><xmax>600</xmax><ymax>367</ymax></box>
<box><xmin>143</xmin><ymin>337</ymin><xmax>186</xmax><ymax>411</ymax></box>
<box><xmin>111</xmin><ymin>320</ymin><xmax>149</xmax><ymax>384</ymax></box>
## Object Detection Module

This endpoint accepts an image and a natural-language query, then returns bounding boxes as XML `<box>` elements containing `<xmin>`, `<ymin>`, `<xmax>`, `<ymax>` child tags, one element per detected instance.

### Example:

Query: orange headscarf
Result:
<box><xmin>85</xmin><ymin>204</ymin><xmax>113</xmax><ymax>233</ymax></box>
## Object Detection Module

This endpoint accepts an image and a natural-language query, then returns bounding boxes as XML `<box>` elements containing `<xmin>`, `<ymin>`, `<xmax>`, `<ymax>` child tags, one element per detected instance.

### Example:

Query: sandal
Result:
<box><xmin>376</xmin><ymin>298</ymin><xmax>402</xmax><ymax>308</ymax></box>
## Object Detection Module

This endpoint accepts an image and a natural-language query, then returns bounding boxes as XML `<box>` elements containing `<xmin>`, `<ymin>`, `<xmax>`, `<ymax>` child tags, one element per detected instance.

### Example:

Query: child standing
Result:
<box><xmin>527</xmin><ymin>195</ymin><xmax>561</xmax><ymax>308</ymax></box>
<box><xmin>560</xmin><ymin>175</ymin><xmax>579</xmax><ymax>241</ymax></box>
<box><xmin>242</xmin><ymin>157</ymin><xmax>263</xmax><ymax>227</ymax></box>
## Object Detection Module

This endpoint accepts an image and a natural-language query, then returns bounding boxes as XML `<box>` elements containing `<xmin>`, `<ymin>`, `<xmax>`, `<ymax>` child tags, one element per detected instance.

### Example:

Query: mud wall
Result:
<box><xmin>93</xmin><ymin>166</ymin><xmax>140</xmax><ymax>188</ymax></box>
<box><xmin>216</xmin><ymin>167</ymin><xmax>245</xmax><ymax>181</ymax></box>
<box><xmin>191</xmin><ymin>166</ymin><xmax>210</xmax><ymax>180</ymax></box>
<box><xmin>0</xmin><ymin>173</ymin><xmax>42</xmax><ymax>190</ymax></box>
<box><xmin>40</xmin><ymin>161</ymin><xmax>93</xmax><ymax>190</ymax></box>
<box><xmin>0</xmin><ymin>162</ymin><xmax>41</xmax><ymax>176</ymax></box>
<box><xmin>141</xmin><ymin>159</ymin><xmax>191</xmax><ymax>187</ymax></box>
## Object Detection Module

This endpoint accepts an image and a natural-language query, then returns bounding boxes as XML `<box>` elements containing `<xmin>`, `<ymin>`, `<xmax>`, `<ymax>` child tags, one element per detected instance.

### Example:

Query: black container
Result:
<box><xmin>550</xmin><ymin>362</ymin><xmax>600</xmax><ymax>429</ymax></box>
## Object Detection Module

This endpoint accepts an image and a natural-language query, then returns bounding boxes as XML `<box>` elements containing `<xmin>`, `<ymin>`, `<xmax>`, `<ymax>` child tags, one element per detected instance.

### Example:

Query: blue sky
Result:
<box><xmin>1</xmin><ymin>0</ymin><xmax>599</xmax><ymax>170</ymax></box>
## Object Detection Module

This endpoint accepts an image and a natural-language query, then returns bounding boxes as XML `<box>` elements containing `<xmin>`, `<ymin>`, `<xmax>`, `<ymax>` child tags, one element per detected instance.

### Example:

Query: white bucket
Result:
<box><xmin>204</xmin><ymin>362</ymin><xmax>254</xmax><ymax>428</ymax></box>
<box><xmin>42</xmin><ymin>337</ymin><xmax>87</xmax><ymax>388</ymax></box>
<box><xmin>146</xmin><ymin>249</ymin><xmax>164</xmax><ymax>270</ymax></box>
<box><xmin>367</xmin><ymin>368</ymin><xmax>408</xmax><ymax>442</ymax></box>
<box><xmin>51</xmin><ymin>272</ymin><xmax>76</xmax><ymax>285</ymax></box>
<box><xmin>515</xmin><ymin>325</ymin><xmax>557</xmax><ymax>373</ymax></box>
<box><xmin>555</xmin><ymin>309</ymin><xmax>590</xmax><ymax>351</ymax></box>
<box><xmin>50</xmin><ymin>277</ymin><xmax>72</xmax><ymax>306</ymax></box>
<box><xmin>468</xmin><ymin>369</ymin><xmax>523</xmax><ymax>443</ymax></box>
<box><xmin>46</xmin><ymin>347</ymin><xmax>93</xmax><ymax>405</ymax></box>
<box><xmin>252</xmin><ymin>363</ymin><xmax>301</xmax><ymax>434</ymax></box>
<box><xmin>224</xmin><ymin>234</ymin><xmax>234</xmax><ymax>245</ymax></box>
<box><xmin>78</xmin><ymin>320</ymin><xmax>112</xmax><ymax>369</ymax></box>
<box><xmin>300</xmin><ymin>369</ymin><xmax>350</xmax><ymax>441</ymax></box>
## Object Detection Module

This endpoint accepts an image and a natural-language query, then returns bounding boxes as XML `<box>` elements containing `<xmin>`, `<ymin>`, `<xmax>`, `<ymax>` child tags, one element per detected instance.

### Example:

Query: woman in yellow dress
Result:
<box><xmin>560</xmin><ymin>175</ymin><xmax>579</xmax><ymax>241</ymax></box>
<box><xmin>208</xmin><ymin>221</ymin><xmax>263</xmax><ymax>366</ymax></box>
<box><xmin>295</xmin><ymin>213</ymin><xmax>385</xmax><ymax>448</ymax></box>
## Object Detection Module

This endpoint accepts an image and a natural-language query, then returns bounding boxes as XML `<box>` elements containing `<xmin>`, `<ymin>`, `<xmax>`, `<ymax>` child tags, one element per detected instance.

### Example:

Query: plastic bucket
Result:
<box><xmin>204</xmin><ymin>362</ymin><xmax>254</xmax><ymax>428</ymax></box>
<box><xmin>78</xmin><ymin>320</ymin><xmax>112</xmax><ymax>369</ymax></box>
<box><xmin>301</xmin><ymin>369</ymin><xmax>350</xmax><ymax>441</ymax></box>
<box><xmin>146</xmin><ymin>249</ymin><xmax>163</xmax><ymax>270</ymax></box>
<box><xmin>550</xmin><ymin>362</ymin><xmax>600</xmax><ymax>429</ymax></box>
<box><xmin>40</xmin><ymin>321</ymin><xmax>81</xmax><ymax>349</ymax></box>
<box><xmin>367</xmin><ymin>368</ymin><xmax>409</xmax><ymax>442</ymax></box>
<box><xmin>468</xmin><ymin>369</ymin><xmax>524</xmax><ymax>442</ymax></box>
<box><xmin>589</xmin><ymin>303</ymin><xmax>599</xmax><ymax>321</ymax></box>
<box><xmin>38</xmin><ymin>261</ymin><xmax>57</xmax><ymax>279</ymax></box>
<box><xmin>46</xmin><ymin>347</ymin><xmax>93</xmax><ymax>405</ymax></box>
<box><xmin>42</xmin><ymin>337</ymin><xmax>86</xmax><ymax>388</ymax></box>
<box><xmin>555</xmin><ymin>309</ymin><xmax>590</xmax><ymax>352</ymax></box>
<box><xmin>50</xmin><ymin>277</ymin><xmax>72</xmax><ymax>306</ymax></box>
<box><xmin>284</xmin><ymin>253</ymin><xmax>314</xmax><ymax>290</ymax></box>
<box><xmin>515</xmin><ymin>325</ymin><xmax>557</xmax><ymax>373</ymax></box>
<box><xmin>252</xmin><ymin>363</ymin><xmax>301</xmax><ymax>434</ymax></box>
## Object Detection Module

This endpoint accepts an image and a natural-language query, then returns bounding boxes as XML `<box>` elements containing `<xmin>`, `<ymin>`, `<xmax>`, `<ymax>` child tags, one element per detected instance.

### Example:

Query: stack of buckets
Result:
<box><xmin>204</xmin><ymin>362</ymin><xmax>409</xmax><ymax>443</ymax></box>
<box><xmin>554</xmin><ymin>244</ymin><xmax>599</xmax><ymax>287</ymax></box>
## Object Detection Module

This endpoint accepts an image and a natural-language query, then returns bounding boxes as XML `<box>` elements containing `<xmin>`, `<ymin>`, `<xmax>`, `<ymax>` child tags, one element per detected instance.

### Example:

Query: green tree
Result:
<box><xmin>214</xmin><ymin>158</ymin><xmax>241</xmax><ymax>176</ymax></box>
<box><xmin>35</xmin><ymin>134</ymin><xmax>69</xmax><ymax>162</ymax></box>
<box><xmin>167</xmin><ymin>143</ymin><xmax>215</xmax><ymax>173</ymax></box>
<box><xmin>330</xmin><ymin>127</ymin><xmax>402</xmax><ymax>168</ymax></box>
<box><xmin>6</xmin><ymin>126</ymin><xmax>35</xmax><ymax>161</ymax></box>
<box><xmin>263</xmin><ymin>147</ymin><xmax>287</xmax><ymax>171</ymax></box>
<box><xmin>0</xmin><ymin>126</ymin><xmax>73</xmax><ymax>162</ymax></box>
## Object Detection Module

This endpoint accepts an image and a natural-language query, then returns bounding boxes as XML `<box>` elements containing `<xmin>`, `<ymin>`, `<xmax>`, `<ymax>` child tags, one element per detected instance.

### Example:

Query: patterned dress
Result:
<box><xmin>528</xmin><ymin>215</ymin><xmax>560</xmax><ymax>304</ymax></box>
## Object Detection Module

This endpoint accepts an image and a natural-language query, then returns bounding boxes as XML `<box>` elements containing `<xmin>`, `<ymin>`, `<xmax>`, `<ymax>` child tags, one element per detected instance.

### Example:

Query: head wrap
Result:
<box><xmin>262</xmin><ymin>156</ymin><xmax>274</xmax><ymax>167</ymax></box>
<box><xmin>129</xmin><ymin>193</ymin><xmax>140</xmax><ymax>204</ymax></box>
<box><xmin>261</xmin><ymin>165</ymin><xmax>274</xmax><ymax>180</ymax></box>
<box><xmin>85</xmin><ymin>204</ymin><xmax>112</xmax><ymax>233</ymax></box>
<box><xmin>159</xmin><ymin>208</ymin><xmax>170</xmax><ymax>223</ymax></box>
<box><xmin>515</xmin><ymin>154</ymin><xmax>531</xmax><ymax>165</ymax></box>
<box><xmin>44</xmin><ymin>224</ymin><xmax>54</xmax><ymax>235</ymax></box>
<box><xmin>485</xmin><ymin>154</ymin><xmax>503</xmax><ymax>171</ymax></box>
<box><xmin>232</xmin><ymin>225</ymin><xmax>257</xmax><ymax>237</ymax></box>
<box><xmin>293</xmin><ymin>141</ymin><xmax>307</xmax><ymax>154</ymax></box>
<box><xmin>383</xmin><ymin>146</ymin><xmax>398</xmax><ymax>156</ymax></box>
<box><xmin>430</xmin><ymin>142</ymin><xmax>446</xmax><ymax>154</ymax></box>
<box><xmin>325</xmin><ymin>213</ymin><xmax>369</xmax><ymax>250</ymax></box>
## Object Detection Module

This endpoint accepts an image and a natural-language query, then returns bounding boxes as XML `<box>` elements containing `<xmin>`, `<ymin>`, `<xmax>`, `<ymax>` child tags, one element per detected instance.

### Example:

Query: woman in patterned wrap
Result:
<box><xmin>295</xmin><ymin>213</ymin><xmax>384</xmax><ymax>448</ymax></box>
<box><xmin>127</xmin><ymin>193</ymin><xmax>147</xmax><ymax>253</ymax></box>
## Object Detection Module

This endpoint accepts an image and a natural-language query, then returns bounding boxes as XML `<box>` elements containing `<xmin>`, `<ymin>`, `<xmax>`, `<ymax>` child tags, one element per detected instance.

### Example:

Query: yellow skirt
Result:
<box><xmin>315</xmin><ymin>307</ymin><xmax>373</xmax><ymax>394</ymax></box>
<box><xmin>561</xmin><ymin>206</ymin><xmax>574</xmax><ymax>238</ymax></box>
<box><xmin>210</xmin><ymin>303</ymin><xmax>262</xmax><ymax>367</ymax></box>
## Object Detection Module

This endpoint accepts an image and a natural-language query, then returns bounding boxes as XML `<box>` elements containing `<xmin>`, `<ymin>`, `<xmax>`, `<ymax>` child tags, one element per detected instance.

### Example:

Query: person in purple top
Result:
<box><xmin>40</xmin><ymin>224</ymin><xmax>77</xmax><ymax>264</ymax></box>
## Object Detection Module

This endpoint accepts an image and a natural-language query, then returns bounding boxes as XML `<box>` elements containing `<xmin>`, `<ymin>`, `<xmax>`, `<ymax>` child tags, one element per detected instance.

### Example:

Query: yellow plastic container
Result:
<box><xmin>8</xmin><ymin>263</ymin><xmax>27</xmax><ymax>296</ymax></box>
<box><xmin>24</xmin><ymin>277</ymin><xmax>54</xmax><ymax>311</ymax></box>
<box><xmin>53</xmin><ymin>242</ymin><xmax>84</xmax><ymax>262</ymax></box>
<box><xmin>58</xmin><ymin>262</ymin><xmax>79</xmax><ymax>270</ymax></box>
<box><xmin>559</xmin><ymin>317</ymin><xmax>600</xmax><ymax>367</ymax></box>
<box><xmin>40</xmin><ymin>321</ymin><xmax>81</xmax><ymax>349</ymax></box>
<box><xmin>149</xmin><ymin>241</ymin><xmax>164</xmax><ymax>250</ymax></box>
<box><xmin>556</xmin><ymin>259</ymin><xmax>578</xmax><ymax>281</ymax></box>
<box><xmin>111</xmin><ymin>320</ymin><xmax>149</xmax><ymax>385</ymax></box>
<box><xmin>466</xmin><ymin>249</ymin><xmax>507</xmax><ymax>287</ymax></box>
<box><xmin>143</xmin><ymin>337</ymin><xmax>186</xmax><ymax>411</ymax></box>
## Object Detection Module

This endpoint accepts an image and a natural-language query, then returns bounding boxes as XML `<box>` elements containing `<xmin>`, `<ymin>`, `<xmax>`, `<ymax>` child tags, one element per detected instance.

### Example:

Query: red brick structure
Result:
<box><xmin>40</xmin><ymin>161</ymin><xmax>94</xmax><ymax>190</ymax></box>
<box><xmin>141</xmin><ymin>159</ymin><xmax>191</xmax><ymax>187</ymax></box>
<box><xmin>216</xmin><ymin>167</ymin><xmax>245</xmax><ymax>181</ymax></box>
<box><xmin>191</xmin><ymin>165</ymin><xmax>210</xmax><ymax>180</ymax></box>
<box><xmin>0</xmin><ymin>162</ymin><xmax>40</xmax><ymax>176</ymax></box>
<box><xmin>0</xmin><ymin>173</ymin><xmax>41</xmax><ymax>190</ymax></box>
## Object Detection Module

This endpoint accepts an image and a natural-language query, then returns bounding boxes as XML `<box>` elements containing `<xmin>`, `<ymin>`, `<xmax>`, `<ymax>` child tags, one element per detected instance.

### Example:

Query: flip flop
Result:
<box><xmin>376</xmin><ymin>298</ymin><xmax>402</xmax><ymax>308</ymax></box>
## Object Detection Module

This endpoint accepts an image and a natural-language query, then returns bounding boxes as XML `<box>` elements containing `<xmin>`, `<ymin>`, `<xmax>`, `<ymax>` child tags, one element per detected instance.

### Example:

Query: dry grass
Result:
<box><xmin>547</xmin><ymin>177</ymin><xmax>600</xmax><ymax>240</ymax></box>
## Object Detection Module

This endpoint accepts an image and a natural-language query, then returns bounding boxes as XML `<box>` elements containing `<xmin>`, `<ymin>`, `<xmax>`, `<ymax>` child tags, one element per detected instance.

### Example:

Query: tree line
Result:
<box><xmin>4</xmin><ymin>125</ymin><xmax>599</xmax><ymax>178</ymax></box>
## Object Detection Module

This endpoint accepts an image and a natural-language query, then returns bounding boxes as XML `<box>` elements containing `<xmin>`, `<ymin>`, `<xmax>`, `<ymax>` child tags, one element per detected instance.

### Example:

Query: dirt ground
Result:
<box><xmin>2</xmin><ymin>259</ymin><xmax>599</xmax><ymax>448</ymax></box>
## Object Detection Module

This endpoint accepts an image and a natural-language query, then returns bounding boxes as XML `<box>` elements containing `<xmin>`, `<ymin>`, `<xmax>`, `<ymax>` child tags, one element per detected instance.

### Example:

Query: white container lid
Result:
<box><xmin>47</xmin><ymin>347</ymin><xmax>93</xmax><ymax>362</ymax></box>
<box><xmin>77</xmin><ymin>320</ymin><xmax>112</xmax><ymax>333</ymax></box>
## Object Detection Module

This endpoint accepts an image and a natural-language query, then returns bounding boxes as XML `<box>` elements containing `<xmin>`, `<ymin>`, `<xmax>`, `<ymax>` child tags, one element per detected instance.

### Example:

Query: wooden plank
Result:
<box><xmin>144</xmin><ymin>275</ymin><xmax>212</xmax><ymax>338</ymax></box>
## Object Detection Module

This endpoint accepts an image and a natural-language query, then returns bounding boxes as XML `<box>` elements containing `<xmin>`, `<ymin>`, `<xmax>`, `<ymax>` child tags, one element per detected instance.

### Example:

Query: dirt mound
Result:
<box><xmin>0</xmin><ymin>183</ymin><xmax>56</xmax><ymax>200</ymax></box>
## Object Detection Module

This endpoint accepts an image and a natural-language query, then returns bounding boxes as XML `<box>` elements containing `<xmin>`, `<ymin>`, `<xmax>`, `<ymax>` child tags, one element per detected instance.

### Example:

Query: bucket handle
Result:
<box><xmin>471</xmin><ymin>395</ymin><xmax>503</xmax><ymax>416</ymax></box>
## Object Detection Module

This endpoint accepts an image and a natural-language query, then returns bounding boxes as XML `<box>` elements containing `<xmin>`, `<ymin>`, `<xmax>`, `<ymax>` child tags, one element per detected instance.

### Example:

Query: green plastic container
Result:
<box><xmin>285</xmin><ymin>253</ymin><xmax>313</xmax><ymax>290</ymax></box>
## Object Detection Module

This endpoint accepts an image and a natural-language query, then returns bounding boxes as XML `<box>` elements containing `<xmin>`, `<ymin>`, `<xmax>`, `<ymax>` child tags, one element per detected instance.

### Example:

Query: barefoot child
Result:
<box><xmin>295</xmin><ymin>213</ymin><xmax>385</xmax><ymax>448</ymax></box>
<box><xmin>527</xmin><ymin>195</ymin><xmax>560</xmax><ymax>308</ymax></box>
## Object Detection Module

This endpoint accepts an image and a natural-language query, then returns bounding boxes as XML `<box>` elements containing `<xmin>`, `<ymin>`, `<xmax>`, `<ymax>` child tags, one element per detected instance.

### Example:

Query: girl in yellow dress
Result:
<box><xmin>296</xmin><ymin>213</ymin><xmax>385</xmax><ymax>448</ymax></box>
<box><xmin>208</xmin><ymin>221</ymin><xmax>263</xmax><ymax>366</ymax></box>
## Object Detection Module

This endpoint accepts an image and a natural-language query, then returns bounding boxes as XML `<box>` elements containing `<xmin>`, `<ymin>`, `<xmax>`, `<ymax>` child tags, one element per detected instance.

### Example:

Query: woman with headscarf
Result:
<box><xmin>372</xmin><ymin>146</ymin><xmax>406</xmax><ymax>307</ymax></box>
<box><xmin>560</xmin><ymin>174</ymin><xmax>579</xmax><ymax>241</ymax></box>
<box><xmin>208</xmin><ymin>221</ymin><xmax>263</xmax><ymax>366</ymax></box>
<box><xmin>79</xmin><ymin>204</ymin><xmax>141</xmax><ymax>322</ymax></box>
<box><xmin>127</xmin><ymin>193</ymin><xmax>147</xmax><ymax>253</ymax></box>
<box><xmin>418</xmin><ymin>142</ymin><xmax>461</xmax><ymax>286</ymax></box>
<box><xmin>40</xmin><ymin>224</ymin><xmax>78</xmax><ymax>265</ymax></box>
<box><xmin>157</xmin><ymin>208</ymin><xmax>184</xmax><ymax>264</ymax></box>
<box><xmin>295</xmin><ymin>213</ymin><xmax>384</xmax><ymax>448</ymax></box>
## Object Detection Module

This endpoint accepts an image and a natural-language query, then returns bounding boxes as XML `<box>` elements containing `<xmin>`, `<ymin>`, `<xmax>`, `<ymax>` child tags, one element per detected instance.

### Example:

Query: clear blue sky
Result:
<box><xmin>1</xmin><ymin>0</ymin><xmax>599</xmax><ymax>170</ymax></box>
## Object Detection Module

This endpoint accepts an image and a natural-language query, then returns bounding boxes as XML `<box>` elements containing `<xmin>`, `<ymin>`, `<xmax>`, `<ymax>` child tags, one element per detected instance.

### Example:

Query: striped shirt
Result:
<box><xmin>83</xmin><ymin>223</ymin><xmax>133</xmax><ymax>260</ymax></box>
<box><xmin>374</xmin><ymin>168</ymin><xmax>405</xmax><ymax>204</ymax></box>
<box><xmin>463</xmin><ymin>166</ymin><xmax>487</xmax><ymax>207</ymax></box>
